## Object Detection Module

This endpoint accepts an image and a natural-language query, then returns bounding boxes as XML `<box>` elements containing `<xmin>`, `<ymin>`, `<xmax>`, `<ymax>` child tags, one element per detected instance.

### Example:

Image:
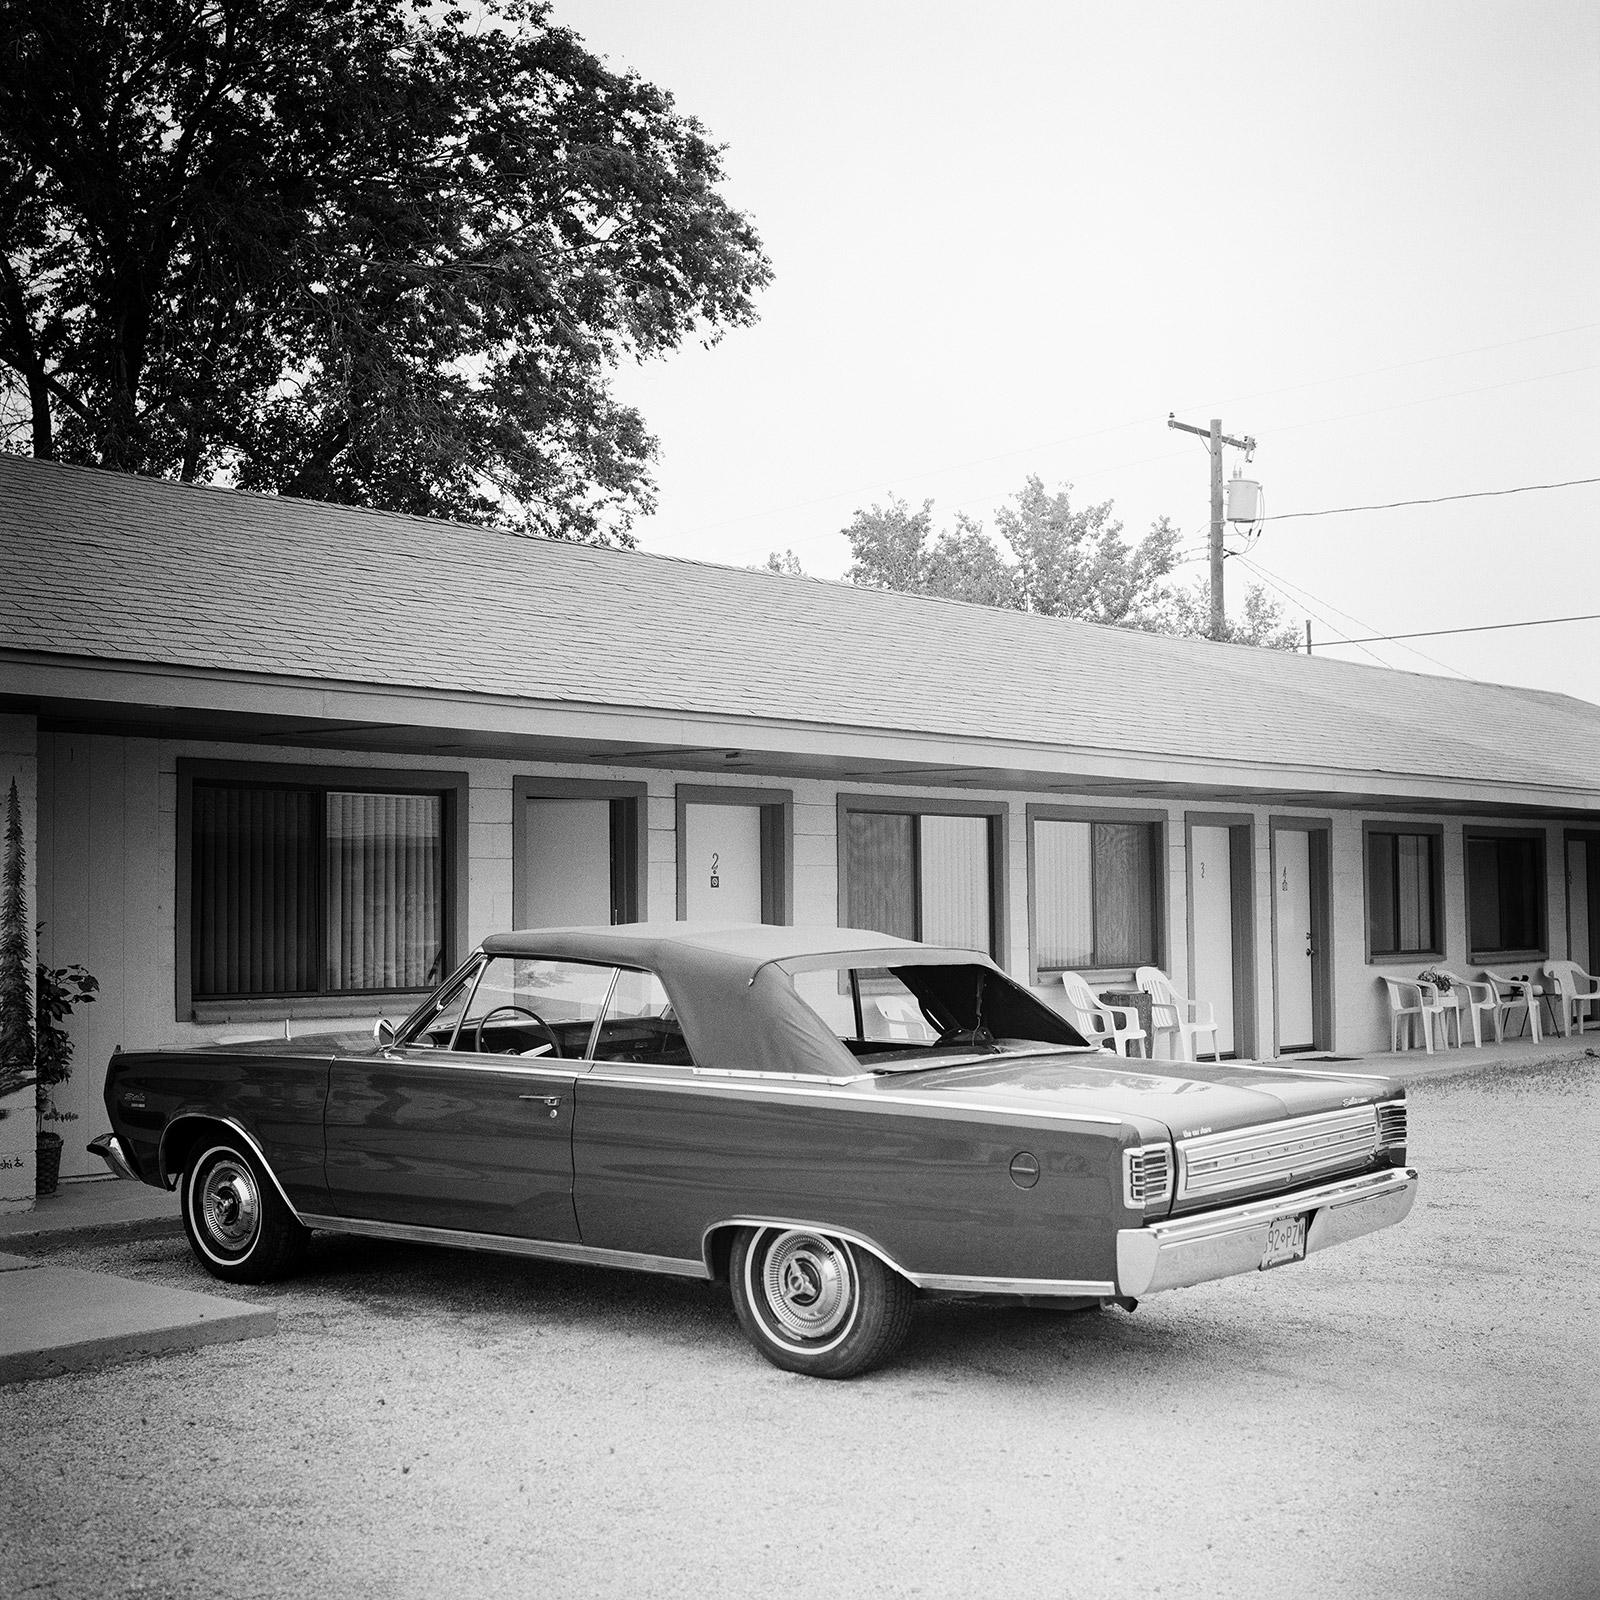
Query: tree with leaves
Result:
<box><xmin>0</xmin><ymin>0</ymin><xmax>771</xmax><ymax>541</ymax></box>
<box><xmin>0</xmin><ymin>778</ymin><xmax>32</xmax><ymax>1116</ymax></box>
<box><xmin>841</xmin><ymin>477</ymin><xmax>1299</xmax><ymax>648</ymax></box>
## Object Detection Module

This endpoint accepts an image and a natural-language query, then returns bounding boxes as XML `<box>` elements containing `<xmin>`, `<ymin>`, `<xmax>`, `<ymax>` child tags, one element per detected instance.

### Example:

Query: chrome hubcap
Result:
<box><xmin>200</xmin><ymin>1159</ymin><xmax>260</xmax><ymax>1251</ymax></box>
<box><xmin>760</xmin><ymin>1231</ymin><xmax>853</xmax><ymax>1341</ymax></box>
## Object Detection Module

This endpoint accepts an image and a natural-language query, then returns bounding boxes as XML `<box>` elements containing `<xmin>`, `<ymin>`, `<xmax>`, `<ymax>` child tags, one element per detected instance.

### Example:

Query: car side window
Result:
<box><xmin>591</xmin><ymin>968</ymin><xmax>695</xmax><ymax>1067</ymax></box>
<box><xmin>400</xmin><ymin>959</ymin><xmax>484</xmax><ymax>1049</ymax></box>
<box><xmin>453</xmin><ymin>957</ymin><xmax>618</xmax><ymax>1057</ymax></box>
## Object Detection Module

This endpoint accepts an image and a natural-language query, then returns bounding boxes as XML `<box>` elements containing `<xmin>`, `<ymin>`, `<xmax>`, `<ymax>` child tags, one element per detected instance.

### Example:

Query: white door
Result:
<box><xmin>683</xmin><ymin>803</ymin><xmax>763</xmax><ymax>923</ymax></box>
<box><xmin>1570</xmin><ymin>841</ymin><xmax>1591</xmax><ymax>970</ymax></box>
<box><xmin>1190</xmin><ymin>825</ymin><xmax>1236</xmax><ymax>1055</ymax></box>
<box><xmin>523</xmin><ymin>799</ymin><xmax>612</xmax><ymax>926</ymax></box>
<box><xmin>1274</xmin><ymin>829</ymin><xmax>1315</xmax><ymax>1051</ymax></box>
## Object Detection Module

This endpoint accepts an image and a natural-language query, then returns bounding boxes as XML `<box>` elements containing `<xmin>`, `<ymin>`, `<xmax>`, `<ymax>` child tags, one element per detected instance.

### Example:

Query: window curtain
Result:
<box><xmin>918</xmin><ymin>815</ymin><xmax>991</xmax><ymax>950</ymax></box>
<box><xmin>845</xmin><ymin>812</ymin><xmax>916</xmax><ymax>940</ymax></box>
<box><xmin>1093</xmin><ymin>822</ymin><xmax>1153</xmax><ymax>966</ymax></box>
<box><xmin>1395</xmin><ymin>834</ymin><xmax>1432</xmax><ymax>951</ymax></box>
<box><xmin>1034</xmin><ymin>820</ymin><xmax>1094</xmax><ymax>968</ymax></box>
<box><xmin>326</xmin><ymin>792</ymin><xmax>443</xmax><ymax>990</ymax></box>
<box><xmin>192</xmin><ymin>785</ymin><xmax>318</xmax><ymax>998</ymax></box>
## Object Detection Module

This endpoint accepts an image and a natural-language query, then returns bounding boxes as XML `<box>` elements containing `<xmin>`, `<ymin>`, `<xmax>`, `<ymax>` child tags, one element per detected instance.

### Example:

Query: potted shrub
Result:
<box><xmin>35</xmin><ymin>943</ymin><xmax>97</xmax><ymax>1195</ymax></box>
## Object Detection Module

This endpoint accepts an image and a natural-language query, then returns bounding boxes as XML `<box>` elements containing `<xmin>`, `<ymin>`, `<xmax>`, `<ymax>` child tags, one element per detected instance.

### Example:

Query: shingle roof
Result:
<box><xmin>4</xmin><ymin>456</ymin><xmax>1599</xmax><ymax>796</ymax></box>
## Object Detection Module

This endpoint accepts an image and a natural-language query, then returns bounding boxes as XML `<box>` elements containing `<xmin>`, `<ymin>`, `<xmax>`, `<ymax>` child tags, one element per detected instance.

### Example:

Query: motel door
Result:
<box><xmin>523</xmin><ymin>798</ymin><xmax>612</xmax><ymax>926</ymax></box>
<box><xmin>1189</xmin><ymin>825</ymin><xmax>1237</xmax><ymax>1055</ymax></box>
<box><xmin>1569</xmin><ymin>838</ymin><xmax>1600</xmax><ymax>971</ymax></box>
<box><xmin>1273</xmin><ymin>829</ymin><xmax>1316</xmax><ymax>1052</ymax></box>
<box><xmin>682</xmin><ymin>802</ymin><xmax>763</xmax><ymax>922</ymax></box>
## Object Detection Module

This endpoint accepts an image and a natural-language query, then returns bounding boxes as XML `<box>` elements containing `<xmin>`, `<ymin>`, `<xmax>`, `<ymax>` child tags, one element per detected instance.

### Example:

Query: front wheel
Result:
<box><xmin>729</xmin><ymin>1226</ymin><xmax>914</xmax><ymax>1379</ymax></box>
<box><xmin>181</xmin><ymin>1139</ymin><xmax>308</xmax><ymax>1284</ymax></box>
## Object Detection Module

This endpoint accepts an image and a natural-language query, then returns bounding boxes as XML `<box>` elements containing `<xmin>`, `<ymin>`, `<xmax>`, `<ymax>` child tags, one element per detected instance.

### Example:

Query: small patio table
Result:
<box><xmin>1098</xmin><ymin>987</ymin><xmax>1153</xmax><ymax>1059</ymax></box>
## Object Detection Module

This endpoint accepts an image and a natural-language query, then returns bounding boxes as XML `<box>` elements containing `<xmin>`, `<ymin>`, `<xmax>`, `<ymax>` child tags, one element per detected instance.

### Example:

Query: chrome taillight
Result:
<box><xmin>1124</xmin><ymin>1143</ymin><xmax>1174</xmax><ymax>1211</ymax></box>
<box><xmin>1375</xmin><ymin>1099</ymin><xmax>1408</xmax><ymax>1152</ymax></box>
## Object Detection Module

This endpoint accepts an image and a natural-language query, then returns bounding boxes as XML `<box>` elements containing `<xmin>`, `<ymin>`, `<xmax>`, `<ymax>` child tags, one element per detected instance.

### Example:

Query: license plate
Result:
<box><xmin>1260</xmin><ymin>1213</ymin><xmax>1307</xmax><ymax>1270</ymax></box>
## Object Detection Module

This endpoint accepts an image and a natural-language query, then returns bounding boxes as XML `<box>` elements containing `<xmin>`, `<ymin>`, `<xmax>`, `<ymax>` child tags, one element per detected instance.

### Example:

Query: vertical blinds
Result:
<box><xmin>845</xmin><ymin>810</ymin><xmax>993</xmax><ymax>953</ymax></box>
<box><xmin>192</xmin><ymin>782</ymin><xmax>443</xmax><ymax>999</ymax></box>
<box><xmin>1034</xmin><ymin>819</ymin><xmax>1156</xmax><ymax>970</ymax></box>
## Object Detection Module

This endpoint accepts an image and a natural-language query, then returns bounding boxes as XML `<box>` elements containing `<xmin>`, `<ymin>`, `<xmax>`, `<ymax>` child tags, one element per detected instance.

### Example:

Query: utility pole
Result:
<box><xmin>1168</xmin><ymin>414</ymin><xmax>1256</xmax><ymax>640</ymax></box>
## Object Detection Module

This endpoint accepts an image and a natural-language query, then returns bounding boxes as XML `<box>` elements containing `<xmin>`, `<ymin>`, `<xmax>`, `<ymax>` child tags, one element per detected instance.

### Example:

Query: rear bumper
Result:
<box><xmin>87</xmin><ymin>1132</ymin><xmax>142</xmax><ymax>1184</ymax></box>
<box><xmin>1116</xmin><ymin>1166</ymin><xmax>1418</xmax><ymax>1298</ymax></box>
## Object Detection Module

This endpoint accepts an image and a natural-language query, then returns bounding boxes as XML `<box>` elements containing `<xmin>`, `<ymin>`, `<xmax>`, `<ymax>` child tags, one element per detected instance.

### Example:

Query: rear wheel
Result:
<box><xmin>180</xmin><ymin>1139</ymin><xmax>308</xmax><ymax>1284</ymax></box>
<box><xmin>729</xmin><ymin>1226</ymin><xmax>914</xmax><ymax>1379</ymax></box>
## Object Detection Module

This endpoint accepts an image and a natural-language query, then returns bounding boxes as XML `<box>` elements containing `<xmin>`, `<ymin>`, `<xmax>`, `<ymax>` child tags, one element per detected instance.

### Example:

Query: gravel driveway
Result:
<box><xmin>4</xmin><ymin>1057</ymin><xmax>1596</xmax><ymax>1600</ymax></box>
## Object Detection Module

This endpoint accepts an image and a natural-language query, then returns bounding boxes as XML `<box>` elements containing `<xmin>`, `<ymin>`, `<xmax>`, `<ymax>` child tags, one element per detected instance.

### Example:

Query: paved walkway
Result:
<box><xmin>1</xmin><ymin>1028</ymin><xmax>1591</xmax><ymax>1385</ymax></box>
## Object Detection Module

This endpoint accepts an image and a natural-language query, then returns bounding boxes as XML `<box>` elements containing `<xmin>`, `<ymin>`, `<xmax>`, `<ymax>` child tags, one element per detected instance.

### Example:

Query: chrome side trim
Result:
<box><xmin>157</xmin><ymin>1113</ymin><xmax>306</xmax><ymax>1221</ymax></box>
<box><xmin>1117</xmin><ymin>1167</ymin><xmax>1418</xmax><ymax>1298</ymax></box>
<box><xmin>297</xmin><ymin>1213</ymin><xmax>710</xmax><ymax>1278</ymax></box>
<box><xmin>86</xmin><ymin>1132</ymin><xmax>141</xmax><ymax>1184</ymax></box>
<box><xmin>702</xmin><ymin>1215</ymin><xmax>1114</xmax><ymax>1298</ymax></box>
<box><xmin>584</xmin><ymin>1072</ymin><xmax>1127</xmax><ymax>1127</ymax></box>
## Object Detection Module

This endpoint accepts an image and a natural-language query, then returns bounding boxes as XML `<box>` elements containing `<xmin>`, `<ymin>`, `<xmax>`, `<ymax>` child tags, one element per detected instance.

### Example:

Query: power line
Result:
<box><xmin>1235</xmin><ymin>555</ymin><xmax>1468</xmax><ymax>677</ymax></box>
<box><xmin>1268</xmin><ymin>474</ymin><xmax>1600</xmax><ymax>523</ymax></box>
<box><xmin>1311</xmin><ymin>611</ymin><xmax>1600</xmax><ymax>646</ymax></box>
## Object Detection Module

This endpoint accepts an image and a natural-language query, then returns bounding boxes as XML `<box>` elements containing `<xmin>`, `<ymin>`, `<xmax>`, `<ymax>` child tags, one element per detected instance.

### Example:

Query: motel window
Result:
<box><xmin>1366</xmin><ymin>827</ymin><xmax>1443</xmax><ymax>960</ymax></box>
<box><xmin>840</xmin><ymin>800</ymin><xmax>1002</xmax><ymax>957</ymax></box>
<box><xmin>1466</xmin><ymin>830</ymin><xmax>1546</xmax><ymax>959</ymax></box>
<box><xmin>185</xmin><ymin>770</ymin><xmax>463</xmax><ymax>1003</ymax></box>
<box><xmin>1030</xmin><ymin>813</ymin><xmax>1161</xmax><ymax>974</ymax></box>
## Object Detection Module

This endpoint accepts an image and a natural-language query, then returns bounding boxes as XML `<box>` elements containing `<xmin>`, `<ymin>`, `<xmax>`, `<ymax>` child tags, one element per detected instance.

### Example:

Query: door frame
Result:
<box><xmin>1269</xmin><ymin>815</ymin><xmax>1334</xmax><ymax>1054</ymax></box>
<box><xmin>1563</xmin><ymin>827</ymin><xmax>1600</xmax><ymax>967</ymax></box>
<box><xmin>1183</xmin><ymin>811</ymin><xmax>1256</xmax><ymax>1060</ymax></box>
<box><xmin>675</xmin><ymin>784</ymin><xmax>794</xmax><ymax>924</ymax></box>
<box><xmin>513</xmin><ymin>776</ymin><xmax>648</xmax><ymax>927</ymax></box>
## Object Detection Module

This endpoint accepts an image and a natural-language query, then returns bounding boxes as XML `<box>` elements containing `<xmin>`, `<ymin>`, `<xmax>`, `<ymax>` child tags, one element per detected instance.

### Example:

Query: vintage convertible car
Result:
<box><xmin>91</xmin><ymin>924</ymin><xmax>1418</xmax><ymax>1377</ymax></box>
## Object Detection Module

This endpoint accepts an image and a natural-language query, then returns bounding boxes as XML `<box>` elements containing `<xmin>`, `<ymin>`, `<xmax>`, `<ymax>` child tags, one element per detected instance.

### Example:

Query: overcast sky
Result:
<box><xmin>556</xmin><ymin>0</ymin><xmax>1599</xmax><ymax>704</ymax></box>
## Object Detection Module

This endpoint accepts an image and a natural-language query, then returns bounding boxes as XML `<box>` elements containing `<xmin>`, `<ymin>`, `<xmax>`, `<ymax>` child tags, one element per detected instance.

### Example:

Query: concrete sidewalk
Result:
<box><xmin>0</xmin><ymin>1177</ymin><xmax>274</xmax><ymax>1386</ymax></box>
<box><xmin>0</xmin><ymin>1030</ymin><xmax>1590</xmax><ymax>1387</ymax></box>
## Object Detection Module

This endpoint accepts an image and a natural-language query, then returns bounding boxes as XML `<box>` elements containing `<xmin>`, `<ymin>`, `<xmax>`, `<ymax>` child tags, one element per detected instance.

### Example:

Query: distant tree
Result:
<box><xmin>841</xmin><ymin>476</ymin><xmax>1299</xmax><ymax>648</ymax></box>
<box><xmin>993</xmin><ymin>477</ymin><xmax>1182</xmax><ymax>629</ymax></box>
<box><xmin>0</xmin><ymin>0</ymin><xmax>772</xmax><ymax>541</ymax></box>
<box><xmin>1164</xmin><ymin>577</ymin><xmax>1303</xmax><ymax>649</ymax></box>
<box><xmin>757</xmin><ymin>550</ymin><xmax>806</xmax><ymax>576</ymax></box>
<box><xmin>844</xmin><ymin>496</ymin><xmax>1019</xmax><ymax>609</ymax></box>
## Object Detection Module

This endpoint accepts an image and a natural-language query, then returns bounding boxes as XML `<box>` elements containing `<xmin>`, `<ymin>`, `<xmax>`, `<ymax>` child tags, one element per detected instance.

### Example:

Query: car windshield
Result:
<box><xmin>786</xmin><ymin>959</ymin><xmax>1088</xmax><ymax>1069</ymax></box>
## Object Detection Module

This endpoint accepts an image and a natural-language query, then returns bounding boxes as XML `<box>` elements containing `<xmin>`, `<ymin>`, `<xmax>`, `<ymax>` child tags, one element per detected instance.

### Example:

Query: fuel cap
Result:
<box><xmin>1009</xmin><ymin>1151</ymin><xmax>1040</xmax><ymax>1189</ymax></box>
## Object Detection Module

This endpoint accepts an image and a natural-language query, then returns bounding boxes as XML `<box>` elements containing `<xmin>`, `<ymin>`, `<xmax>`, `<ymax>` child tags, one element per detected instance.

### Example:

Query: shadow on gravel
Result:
<box><xmin>1415</xmin><ymin>1051</ymin><xmax>1597</xmax><ymax>1097</ymax></box>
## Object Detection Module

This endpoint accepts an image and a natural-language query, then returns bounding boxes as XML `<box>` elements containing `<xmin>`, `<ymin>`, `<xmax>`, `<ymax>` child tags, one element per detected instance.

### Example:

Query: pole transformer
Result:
<box><xmin>1168</xmin><ymin>414</ymin><xmax>1256</xmax><ymax>641</ymax></box>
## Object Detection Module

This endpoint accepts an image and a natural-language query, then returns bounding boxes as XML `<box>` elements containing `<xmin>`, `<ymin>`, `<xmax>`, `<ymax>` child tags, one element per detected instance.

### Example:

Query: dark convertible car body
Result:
<box><xmin>92</xmin><ymin>924</ymin><xmax>1418</xmax><ymax>1376</ymax></box>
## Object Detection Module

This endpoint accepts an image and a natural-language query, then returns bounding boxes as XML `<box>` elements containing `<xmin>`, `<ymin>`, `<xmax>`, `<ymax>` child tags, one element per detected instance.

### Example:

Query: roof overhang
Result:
<box><xmin>5</xmin><ymin>651</ymin><xmax>1599</xmax><ymax>820</ymax></box>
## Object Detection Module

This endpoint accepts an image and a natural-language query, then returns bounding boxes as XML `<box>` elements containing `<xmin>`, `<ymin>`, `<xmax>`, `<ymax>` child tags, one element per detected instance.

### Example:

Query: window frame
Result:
<box><xmin>1465</xmin><ymin>825</ymin><xmax>1548</xmax><ymax>963</ymax></box>
<box><xmin>513</xmin><ymin>775</ymin><xmax>648</xmax><ymax>927</ymax></box>
<box><xmin>1362</xmin><ymin>821</ymin><xmax>1445</xmax><ymax>964</ymax></box>
<box><xmin>835</xmin><ymin>793</ymin><xmax>1008</xmax><ymax>963</ymax></box>
<box><xmin>675</xmin><ymin>783</ymin><xmax>794</xmax><ymax>924</ymax></box>
<box><xmin>1024</xmin><ymin>803</ymin><xmax>1167</xmax><ymax>985</ymax></box>
<box><xmin>176</xmin><ymin>759</ymin><xmax>468</xmax><ymax>1023</ymax></box>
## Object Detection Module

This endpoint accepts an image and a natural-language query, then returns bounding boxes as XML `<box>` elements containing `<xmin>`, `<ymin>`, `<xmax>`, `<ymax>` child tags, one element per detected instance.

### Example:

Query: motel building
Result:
<box><xmin>2</xmin><ymin>455</ymin><xmax>1598</xmax><ymax>1207</ymax></box>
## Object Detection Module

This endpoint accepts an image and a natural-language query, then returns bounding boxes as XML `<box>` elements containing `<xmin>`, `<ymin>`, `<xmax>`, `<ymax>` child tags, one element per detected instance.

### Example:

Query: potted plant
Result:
<box><xmin>35</xmin><ymin>941</ymin><xmax>97</xmax><ymax>1195</ymax></box>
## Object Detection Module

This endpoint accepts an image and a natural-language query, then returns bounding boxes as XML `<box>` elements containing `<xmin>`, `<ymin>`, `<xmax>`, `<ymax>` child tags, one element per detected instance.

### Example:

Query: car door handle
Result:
<box><xmin>518</xmin><ymin>1094</ymin><xmax>562</xmax><ymax>1119</ymax></box>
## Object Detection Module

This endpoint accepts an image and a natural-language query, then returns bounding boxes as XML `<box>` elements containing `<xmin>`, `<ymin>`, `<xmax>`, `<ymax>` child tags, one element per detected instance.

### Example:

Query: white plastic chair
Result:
<box><xmin>1058</xmin><ymin>972</ymin><xmax>1148</xmax><ymax>1057</ymax></box>
<box><xmin>1134</xmin><ymin>966</ymin><xmax>1220</xmax><ymax>1062</ymax></box>
<box><xmin>1432</xmin><ymin>970</ymin><xmax>1500</xmax><ymax>1048</ymax></box>
<box><xmin>1380</xmin><ymin>976</ymin><xmax>1450</xmax><ymax>1053</ymax></box>
<box><xmin>1479</xmin><ymin>969</ymin><xmax>1543</xmax><ymax>1043</ymax></box>
<box><xmin>1541</xmin><ymin>960</ymin><xmax>1600</xmax><ymax>1036</ymax></box>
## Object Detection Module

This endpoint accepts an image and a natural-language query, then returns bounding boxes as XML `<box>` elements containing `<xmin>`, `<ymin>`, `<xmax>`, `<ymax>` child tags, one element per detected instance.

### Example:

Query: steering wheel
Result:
<box><xmin>471</xmin><ymin>1004</ymin><xmax>562</xmax><ymax>1057</ymax></box>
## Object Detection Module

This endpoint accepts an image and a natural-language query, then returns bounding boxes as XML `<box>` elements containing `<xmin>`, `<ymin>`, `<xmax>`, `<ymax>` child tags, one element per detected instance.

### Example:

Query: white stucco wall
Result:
<box><xmin>33</xmin><ymin>727</ymin><xmax>1584</xmax><ymax>1182</ymax></box>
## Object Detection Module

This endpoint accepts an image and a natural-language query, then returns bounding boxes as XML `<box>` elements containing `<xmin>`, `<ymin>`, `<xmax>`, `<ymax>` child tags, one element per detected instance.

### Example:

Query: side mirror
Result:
<box><xmin>373</xmin><ymin>1017</ymin><xmax>397</xmax><ymax>1047</ymax></box>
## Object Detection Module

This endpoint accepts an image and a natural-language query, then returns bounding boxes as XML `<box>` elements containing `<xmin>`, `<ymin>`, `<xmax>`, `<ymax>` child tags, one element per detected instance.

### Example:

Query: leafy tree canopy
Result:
<box><xmin>0</xmin><ymin>0</ymin><xmax>772</xmax><ymax>540</ymax></box>
<box><xmin>841</xmin><ymin>476</ymin><xmax>1300</xmax><ymax>649</ymax></box>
